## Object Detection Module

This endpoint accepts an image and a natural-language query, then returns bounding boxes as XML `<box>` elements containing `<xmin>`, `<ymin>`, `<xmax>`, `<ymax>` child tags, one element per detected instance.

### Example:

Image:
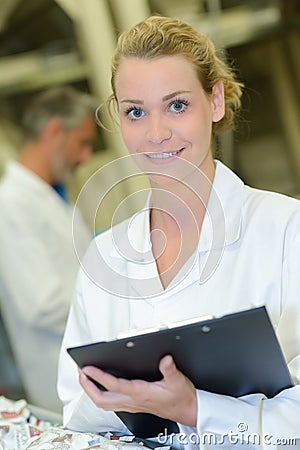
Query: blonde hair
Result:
<box><xmin>104</xmin><ymin>15</ymin><xmax>243</xmax><ymax>135</ymax></box>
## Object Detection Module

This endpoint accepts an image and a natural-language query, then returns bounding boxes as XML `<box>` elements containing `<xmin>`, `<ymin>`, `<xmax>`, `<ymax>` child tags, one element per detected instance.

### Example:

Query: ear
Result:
<box><xmin>211</xmin><ymin>81</ymin><xmax>225</xmax><ymax>123</ymax></box>
<box><xmin>114</xmin><ymin>98</ymin><xmax>119</xmax><ymax>112</ymax></box>
<box><xmin>41</xmin><ymin>117</ymin><xmax>64</xmax><ymax>142</ymax></box>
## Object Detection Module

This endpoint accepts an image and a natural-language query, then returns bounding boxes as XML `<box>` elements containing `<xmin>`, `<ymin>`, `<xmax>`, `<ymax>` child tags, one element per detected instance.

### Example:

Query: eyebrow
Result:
<box><xmin>120</xmin><ymin>90</ymin><xmax>191</xmax><ymax>105</ymax></box>
<box><xmin>163</xmin><ymin>90</ymin><xmax>191</xmax><ymax>101</ymax></box>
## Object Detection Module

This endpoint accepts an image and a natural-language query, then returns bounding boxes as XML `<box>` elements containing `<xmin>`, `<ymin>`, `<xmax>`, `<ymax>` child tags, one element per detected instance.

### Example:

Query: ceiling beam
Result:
<box><xmin>53</xmin><ymin>0</ymin><xmax>78</xmax><ymax>20</ymax></box>
<box><xmin>0</xmin><ymin>0</ymin><xmax>21</xmax><ymax>31</ymax></box>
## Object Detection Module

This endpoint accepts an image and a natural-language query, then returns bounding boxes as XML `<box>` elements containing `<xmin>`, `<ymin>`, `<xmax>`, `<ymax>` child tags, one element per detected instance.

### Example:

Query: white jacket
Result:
<box><xmin>0</xmin><ymin>161</ymin><xmax>91</xmax><ymax>412</ymax></box>
<box><xmin>58</xmin><ymin>161</ymin><xmax>300</xmax><ymax>448</ymax></box>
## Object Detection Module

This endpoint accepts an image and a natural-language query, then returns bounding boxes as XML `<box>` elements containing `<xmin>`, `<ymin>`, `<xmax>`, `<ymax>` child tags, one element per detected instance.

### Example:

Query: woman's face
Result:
<box><xmin>115</xmin><ymin>55</ymin><xmax>224</xmax><ymax>185</ymax></box>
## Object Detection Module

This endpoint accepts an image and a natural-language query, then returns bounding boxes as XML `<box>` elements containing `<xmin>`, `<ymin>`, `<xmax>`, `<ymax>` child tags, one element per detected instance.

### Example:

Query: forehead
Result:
<box><xmin>115</xmin><ymin>55</ymin><xmax>201</xmax><ymax>97</ymax></box>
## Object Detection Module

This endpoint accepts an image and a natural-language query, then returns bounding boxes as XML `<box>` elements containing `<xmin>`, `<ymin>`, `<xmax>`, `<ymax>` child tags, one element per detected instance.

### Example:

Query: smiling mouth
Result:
<box><xmin>146</xmin><ymin>148</ymin><xmax>184</xmax><ymax>159</ymax></box>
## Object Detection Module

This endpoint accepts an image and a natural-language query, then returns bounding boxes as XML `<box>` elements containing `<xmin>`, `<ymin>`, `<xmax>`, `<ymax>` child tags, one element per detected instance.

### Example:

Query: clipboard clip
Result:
<box><xmin>117</xmin><ymin>314</ymin><xmax>213</xmax><ymax>339</ymax></box>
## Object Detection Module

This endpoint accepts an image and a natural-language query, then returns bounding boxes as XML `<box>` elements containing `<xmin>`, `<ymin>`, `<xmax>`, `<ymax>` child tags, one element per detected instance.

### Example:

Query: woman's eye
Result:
<box><xmin>169</xmin><ymin>100</ymin><xmax>188</xmax><ymax>113</ymax></box>
<box><xmin>126</xmin><ymin>107</ymin><xmax>145</xmax><ymax>120</ymax></box>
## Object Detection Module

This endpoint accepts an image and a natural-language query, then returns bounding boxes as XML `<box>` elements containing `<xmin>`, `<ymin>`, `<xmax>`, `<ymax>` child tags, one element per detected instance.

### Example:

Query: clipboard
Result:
<box><xmin>67</xmin><ymin>306</ymin><xmax>293</xmax><ymax>438</ymax></box>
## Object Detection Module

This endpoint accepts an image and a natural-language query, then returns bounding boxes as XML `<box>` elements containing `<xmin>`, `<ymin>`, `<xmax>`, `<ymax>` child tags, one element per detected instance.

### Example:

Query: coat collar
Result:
<box><xmin>110</xmin><ymin>160</ymin><xmax>243</xmax><ymax>260</ymax></box>
<box><xmin>5</xmin><ymin>160</ymin><xmax>65</xmax><ymax>202</ymax></box>
<box><xmin>199</xmin><ymin>160</ymin><xmax>243</xmax><ymax>252</ymax></box>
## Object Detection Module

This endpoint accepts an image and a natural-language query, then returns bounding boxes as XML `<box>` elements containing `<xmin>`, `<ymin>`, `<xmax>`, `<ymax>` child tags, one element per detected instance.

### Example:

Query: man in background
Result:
<box><xmin>0</xmin><ymin>86</ymin><xmax>97</xmax><ymax>412</ymax></box>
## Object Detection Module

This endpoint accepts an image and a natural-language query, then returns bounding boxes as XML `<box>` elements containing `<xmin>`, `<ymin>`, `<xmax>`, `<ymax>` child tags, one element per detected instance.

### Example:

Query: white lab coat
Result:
<box><xmin>0</xmin><ymin>161</ymin><xmax>91</xmax><ymax>412</ymax></box>
<box><xmin>58</xmin><ymin>161</ymin><xmax>300</xmax><ymax>448</ymax></box>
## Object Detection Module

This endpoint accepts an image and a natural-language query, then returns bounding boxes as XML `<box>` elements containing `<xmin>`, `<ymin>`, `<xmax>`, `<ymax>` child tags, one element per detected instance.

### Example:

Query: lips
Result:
<box><xmin>146</xmin><ymin>148</ymin><xmax>184</xmax><ymax>159</ymax></box>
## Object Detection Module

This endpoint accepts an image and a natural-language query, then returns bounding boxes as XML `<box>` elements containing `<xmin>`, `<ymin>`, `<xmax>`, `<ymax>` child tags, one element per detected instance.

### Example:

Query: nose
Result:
<box><xmin>146</xmin><ymin>114</ymin><xmax>172</xmax><ymax>144</ymax></box>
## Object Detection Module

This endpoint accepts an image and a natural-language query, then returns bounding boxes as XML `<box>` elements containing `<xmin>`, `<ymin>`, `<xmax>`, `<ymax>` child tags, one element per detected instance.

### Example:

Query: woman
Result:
<box><xmin>58</xmin><ymin>15</ymin><xmax>300</xmax><ymax>447</ymax></box>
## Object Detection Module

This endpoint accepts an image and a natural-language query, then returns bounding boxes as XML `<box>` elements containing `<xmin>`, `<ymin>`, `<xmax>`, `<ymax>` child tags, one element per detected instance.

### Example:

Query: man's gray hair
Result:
<box><xmin>22</xmin><ymin>86</ymin><xmax>98</xmax><ymax>140</ymax></box>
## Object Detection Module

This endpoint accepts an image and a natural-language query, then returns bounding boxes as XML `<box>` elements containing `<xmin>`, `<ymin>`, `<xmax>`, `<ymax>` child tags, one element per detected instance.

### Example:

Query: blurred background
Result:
<box><xmin>0</xmin><ymin>0</ymin><xmax>299</xmax><ymax>400</ymax></box>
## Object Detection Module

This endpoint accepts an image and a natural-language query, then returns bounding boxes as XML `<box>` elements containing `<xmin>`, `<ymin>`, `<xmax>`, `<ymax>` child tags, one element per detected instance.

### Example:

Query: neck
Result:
<box><xmin>150</xmin><ymin>156</ymin><xmax>215</xmax><ymax>234</ymax></box>
<box><xmin>19</xmin><ymin>142</ymin><xmax>53</xmax><ymax>185</ymax></box>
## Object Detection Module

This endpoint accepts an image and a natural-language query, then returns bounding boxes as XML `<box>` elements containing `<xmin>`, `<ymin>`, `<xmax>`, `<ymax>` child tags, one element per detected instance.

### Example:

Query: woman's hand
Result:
<box><xmin>79</xmin><ymin>354</ymin><xmax>197</xmax><ymax>427</ymax></box>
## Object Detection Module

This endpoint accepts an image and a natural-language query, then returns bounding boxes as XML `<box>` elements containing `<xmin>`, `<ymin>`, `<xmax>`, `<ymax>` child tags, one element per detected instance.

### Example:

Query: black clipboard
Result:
<box><xmin>67</xmin><ymin>306</ymin><xmax>293</xmax><ymax>438</ymax></box>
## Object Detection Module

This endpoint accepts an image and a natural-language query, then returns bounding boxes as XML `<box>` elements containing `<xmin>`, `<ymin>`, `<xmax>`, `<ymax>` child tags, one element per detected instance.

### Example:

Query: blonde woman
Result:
<box><xmin>58</xmin><ymin>16</ymin><xmax>300</xmax><ymax>447</ymax></box>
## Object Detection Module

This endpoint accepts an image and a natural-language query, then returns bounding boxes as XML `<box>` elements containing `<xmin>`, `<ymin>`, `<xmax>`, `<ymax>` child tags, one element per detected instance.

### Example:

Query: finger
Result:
<box><xmin>79</xmin><ymin>368</ymin><xmax>106</xmax><ymax>398</ymax></box>
<box><xmin>82</xmin><ymin>365</ymin><xmax>116</xmax><ymax>390</ymax></box>
<box><xmin>158</xmin><ymin>355</ymin><xmax>179</xmax><ymax>381</ymax></box>
<box><xmin>79</xmin><ymin>369</ymin><xmax>132</xmax><ymax>410</ymax></box>
<box><xmin>82</xmin><ymin>365</ymin><xmax>138</xmax><ymax>395</ymax></box>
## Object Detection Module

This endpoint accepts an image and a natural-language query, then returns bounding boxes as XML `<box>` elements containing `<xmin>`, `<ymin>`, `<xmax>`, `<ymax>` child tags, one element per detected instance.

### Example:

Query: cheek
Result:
<box><xmin>65</xmin><ymin>143</ymin><xmax>77</xmax><ymax>160</ymax></box>
<box><xmin>64</xmin><ymin>138</ymin><xmax>82</xmax><ymax>161</ymax></box>
<box><xmin>183</xmin><ymin>116</ymin><xmax>208</xmax><ymax>142</ymax></box>
<box><xmin>191</xmin><ymin>108</ymin><xmax>213</xmax><ymax>139</ymax></box>
<box><xmin>120</xmin><ymin>122</ymin><xmax>141</xmax><ymax>154</ymax></box>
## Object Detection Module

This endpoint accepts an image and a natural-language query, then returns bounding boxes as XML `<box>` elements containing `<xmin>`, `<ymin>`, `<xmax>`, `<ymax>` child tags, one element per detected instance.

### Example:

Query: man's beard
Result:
<box><xmin>51</xmin><ymin>152</ymin><xmax>75</xmax><ymax>185</ymax></box>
